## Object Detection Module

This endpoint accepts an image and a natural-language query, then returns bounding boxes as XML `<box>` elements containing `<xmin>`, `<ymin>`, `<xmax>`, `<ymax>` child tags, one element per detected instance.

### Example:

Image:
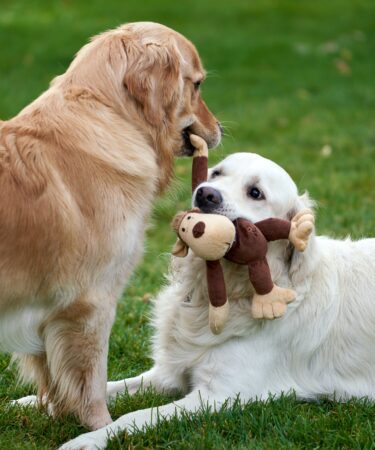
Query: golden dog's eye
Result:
<box><xmin>194</xmin><ymin>80</ymin><xmax>201</xmax><ymax>90</ymax></box>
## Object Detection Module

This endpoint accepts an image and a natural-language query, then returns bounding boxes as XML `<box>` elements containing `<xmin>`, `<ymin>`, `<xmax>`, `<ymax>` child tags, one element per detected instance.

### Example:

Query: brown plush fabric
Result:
<box><xmin>206</xmin><ymin>260</ymin><xmax>227</xmax><ymax>307</ymax></box>
<box><xmin>225</xmin><ymin>219</ymin><xmax>268</xmax><ymax>264</ymax></box>
<box><xmin>192</xmin><ymin>155</ymin><xmax>208</xmax><ymax>193</ymax></box>
<box><xmin>224</xmin><ymin>218</ymin><xmax>289</xmax><ymax>295</ymax></box>
<box><xmin>247</xmin><ymin>258</ymin><xmax>274</xmax><ymax>295</ymax></box>
<box><xmin>255</xmin><ymin>218</ymin><xmax>291</xmax><ymax>242</ymax></box>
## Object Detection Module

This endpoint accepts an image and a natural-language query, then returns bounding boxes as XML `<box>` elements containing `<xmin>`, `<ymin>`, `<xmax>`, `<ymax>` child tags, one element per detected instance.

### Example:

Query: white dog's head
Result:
<box><xmin>192</xmin><ymin>152</ymin><xmax>317</xmax><ymax>300</ymax></box>
<box><xmin>193</xmin><ymin>153</ymin><xmax>311</xmax><ymax>222</ymax></box>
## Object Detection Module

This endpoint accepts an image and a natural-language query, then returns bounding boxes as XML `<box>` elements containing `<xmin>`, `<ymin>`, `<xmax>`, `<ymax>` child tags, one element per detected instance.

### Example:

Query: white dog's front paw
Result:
<box><xmin>59</xmin><ymin>431</ymin><xmax>107</xmax><ymax>450</ymax></box>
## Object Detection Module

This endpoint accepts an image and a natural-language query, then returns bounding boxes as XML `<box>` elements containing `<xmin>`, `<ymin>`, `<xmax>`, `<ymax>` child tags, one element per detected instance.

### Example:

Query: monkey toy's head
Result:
<box><xmin>171</xmin><ymin>210</ymin><xmax>236</xmax><ymax>260</ymax></box>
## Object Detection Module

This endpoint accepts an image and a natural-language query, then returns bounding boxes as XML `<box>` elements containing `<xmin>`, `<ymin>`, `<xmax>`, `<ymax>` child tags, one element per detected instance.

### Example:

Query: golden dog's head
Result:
<box><xmin>119</xmin><ymin>22</ymin><xmax>222</xmax><ymax>156</ymax></box>
<box><xmin>62</xmin><ymin>22</ymin><xmax>221</xmax><ymax>191</ymax></box>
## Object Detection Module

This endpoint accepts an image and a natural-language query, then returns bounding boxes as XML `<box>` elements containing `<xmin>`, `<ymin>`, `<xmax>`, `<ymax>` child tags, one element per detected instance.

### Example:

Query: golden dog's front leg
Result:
<box><xmin>42</xmin><ymin>294</ymin><xmax>116</xmax><ymax>430</ymax></box>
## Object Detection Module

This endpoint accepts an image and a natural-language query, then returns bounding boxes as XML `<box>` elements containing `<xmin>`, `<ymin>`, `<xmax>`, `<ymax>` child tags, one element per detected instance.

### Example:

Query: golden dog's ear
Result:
<box><xmin>172</xmin><ymin>238</ymin><xmax>189</xmax><ymax>257</ymax></box>
<box><xmin>123</xmin><ymin>40</ymin><xmax>181</xmax><ymax>126</ymax></box>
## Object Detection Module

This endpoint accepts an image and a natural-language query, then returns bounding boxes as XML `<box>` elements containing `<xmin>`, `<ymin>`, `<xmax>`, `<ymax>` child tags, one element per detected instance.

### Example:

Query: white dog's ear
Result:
<box><xmin>286</xmin><ymin>191</ymin><xmax>316</xmax><ymax>220</ymax></box>
<box><xmin>123</xmin><ymin>39</ymin><xmax>182</xmax><ymax>126</ymax></box>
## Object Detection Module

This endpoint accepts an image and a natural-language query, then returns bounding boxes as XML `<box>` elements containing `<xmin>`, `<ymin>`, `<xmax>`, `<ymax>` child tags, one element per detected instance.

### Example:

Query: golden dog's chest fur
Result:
<box><xmin>0</xmin><ymin>102</ymin><xmax>157</xmax><ymax>318</ymax></box>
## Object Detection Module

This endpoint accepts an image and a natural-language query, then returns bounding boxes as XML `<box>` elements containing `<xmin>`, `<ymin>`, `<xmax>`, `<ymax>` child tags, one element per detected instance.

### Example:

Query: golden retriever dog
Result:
<box><xmin>1</xmin><ymin>22</ymin><xmax>221</xmax><ymax>430</ymax></box>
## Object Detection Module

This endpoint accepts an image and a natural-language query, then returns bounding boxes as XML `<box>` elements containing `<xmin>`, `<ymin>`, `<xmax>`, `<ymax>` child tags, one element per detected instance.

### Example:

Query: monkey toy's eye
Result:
<box><xmin>247</xmin><ymin>186</ymin><xmax>265</xmax><ymax>200</ymax></box>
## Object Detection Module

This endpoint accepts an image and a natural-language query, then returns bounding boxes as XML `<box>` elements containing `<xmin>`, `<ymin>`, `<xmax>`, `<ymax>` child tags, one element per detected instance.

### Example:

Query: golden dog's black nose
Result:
<box><xmin>195</xmin><ymin>186</ymin><xmax>223</xmax><ymax>212</ymax></box>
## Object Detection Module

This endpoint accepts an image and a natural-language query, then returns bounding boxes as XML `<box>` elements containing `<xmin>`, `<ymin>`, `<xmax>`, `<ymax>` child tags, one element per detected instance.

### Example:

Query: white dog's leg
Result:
<box><xmin>107</xmin><ymin>368</ymin><xmax>157</xmax><ymax>398</ymax></box>
<box><xmin>107</xmin><ymin>365</ymin><xmax>185</xmax><ymax>399</ymax></box>
<box><xmin>10</xmin><ymin>395</ymin><xmax>39</xmax><ymax>407</ymax></box>
<box><xmin>59</xmin><ymin>389</ymin><xmax>222</xmax><ymax>450</ymax></box>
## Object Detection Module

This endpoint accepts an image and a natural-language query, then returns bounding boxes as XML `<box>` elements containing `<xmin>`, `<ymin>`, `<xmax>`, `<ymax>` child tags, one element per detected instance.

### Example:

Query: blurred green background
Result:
<box><xmin>0</xmin><ymin>0</ymin><xmax>374</xmax><ymax>448</ymax></box>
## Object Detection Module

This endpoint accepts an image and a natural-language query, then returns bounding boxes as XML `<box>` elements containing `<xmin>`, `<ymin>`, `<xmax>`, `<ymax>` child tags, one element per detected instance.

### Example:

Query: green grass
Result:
<box><xmin>1</xmin><ymin>0</ymin><xmax>374</xmax><ymax>448</ymax></box>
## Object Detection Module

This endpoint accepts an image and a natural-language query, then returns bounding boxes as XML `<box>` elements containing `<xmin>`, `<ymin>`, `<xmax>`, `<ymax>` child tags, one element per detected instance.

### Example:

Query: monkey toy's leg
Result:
<box><xmin>206</xmin><ymin>260</ymin><xmax>229</xmax><ymax>334</ymax></box>
<box><xmin>248</xmin><ymin>258</ymin><xmax>296</xmax><ymax>320</ymax></box>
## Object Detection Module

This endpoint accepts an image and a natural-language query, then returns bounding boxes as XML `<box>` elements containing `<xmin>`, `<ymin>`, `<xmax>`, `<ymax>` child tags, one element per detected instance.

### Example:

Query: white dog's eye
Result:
<box><xmin>247</xmin><ymin>186</ymin><xmax>265</xmax><ymax>200</ymax></box>
<box><xmin>211</xmin><ymin>169</ymin><xmax>221</xmax><ymax>178</ymax></box>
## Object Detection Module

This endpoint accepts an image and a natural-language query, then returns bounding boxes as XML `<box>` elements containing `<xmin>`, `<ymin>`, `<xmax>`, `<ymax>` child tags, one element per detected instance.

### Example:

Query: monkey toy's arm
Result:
<box><xmin>255</xmin><ymin>209</ymin><xmax>315</xmax><ymax>252</ymax></box>
<box><xmin>254</xmin><ymin>218</ymin><xmax>291</xmax><ymax>241</ymax></box>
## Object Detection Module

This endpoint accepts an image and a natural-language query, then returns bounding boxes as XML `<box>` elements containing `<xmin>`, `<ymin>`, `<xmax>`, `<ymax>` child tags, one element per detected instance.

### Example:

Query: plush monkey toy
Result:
<box><xmin>172</xmin><ymin>135</ymin><xmax>314</xmax><ymax>334</ymax></box>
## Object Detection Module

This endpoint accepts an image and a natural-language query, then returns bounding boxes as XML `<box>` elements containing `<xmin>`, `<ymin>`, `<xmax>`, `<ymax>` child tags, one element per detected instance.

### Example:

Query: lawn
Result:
<box><xmin>0</xmin><ymin>0</ymin><xmax>374</xmax><ymax>448</ymax></box>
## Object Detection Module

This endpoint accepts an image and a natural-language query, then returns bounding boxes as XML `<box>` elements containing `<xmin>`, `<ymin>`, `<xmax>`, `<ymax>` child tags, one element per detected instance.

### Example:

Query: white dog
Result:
<box><xmin>61</xmin><ymin>152</ymin><xmax>375</xmax><ymax>449</ymax></box>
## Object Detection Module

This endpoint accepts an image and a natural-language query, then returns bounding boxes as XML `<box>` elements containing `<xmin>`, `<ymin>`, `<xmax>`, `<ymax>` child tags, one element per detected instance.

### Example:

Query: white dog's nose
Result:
<box><xmin>195</xmin><ymin>186</ymin><xmax>223</xmax><ymax>212</ymax></box>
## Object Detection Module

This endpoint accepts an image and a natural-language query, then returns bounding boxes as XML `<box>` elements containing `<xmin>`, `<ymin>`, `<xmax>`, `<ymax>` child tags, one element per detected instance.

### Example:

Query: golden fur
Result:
<box><xmin>1</xmin><ymin>22</ymin><xmax>220</xmax><ymax>429</ymax></box>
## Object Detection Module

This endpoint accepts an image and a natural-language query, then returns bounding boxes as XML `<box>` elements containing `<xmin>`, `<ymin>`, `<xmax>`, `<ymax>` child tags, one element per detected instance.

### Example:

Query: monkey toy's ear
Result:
<box><xmin>171</xmin><ymin>211</ymin><xmax>189</xmax><ymax>257</ymax></box>
<box><xmin>172</xmin><ymin>238</ymin><xmax>189</xmax><ymax>257</ymax></box>
<box><xmin>171</xmin><ymin>211</ymin><xmax>187</xmax><ymax>233</ymax></box>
